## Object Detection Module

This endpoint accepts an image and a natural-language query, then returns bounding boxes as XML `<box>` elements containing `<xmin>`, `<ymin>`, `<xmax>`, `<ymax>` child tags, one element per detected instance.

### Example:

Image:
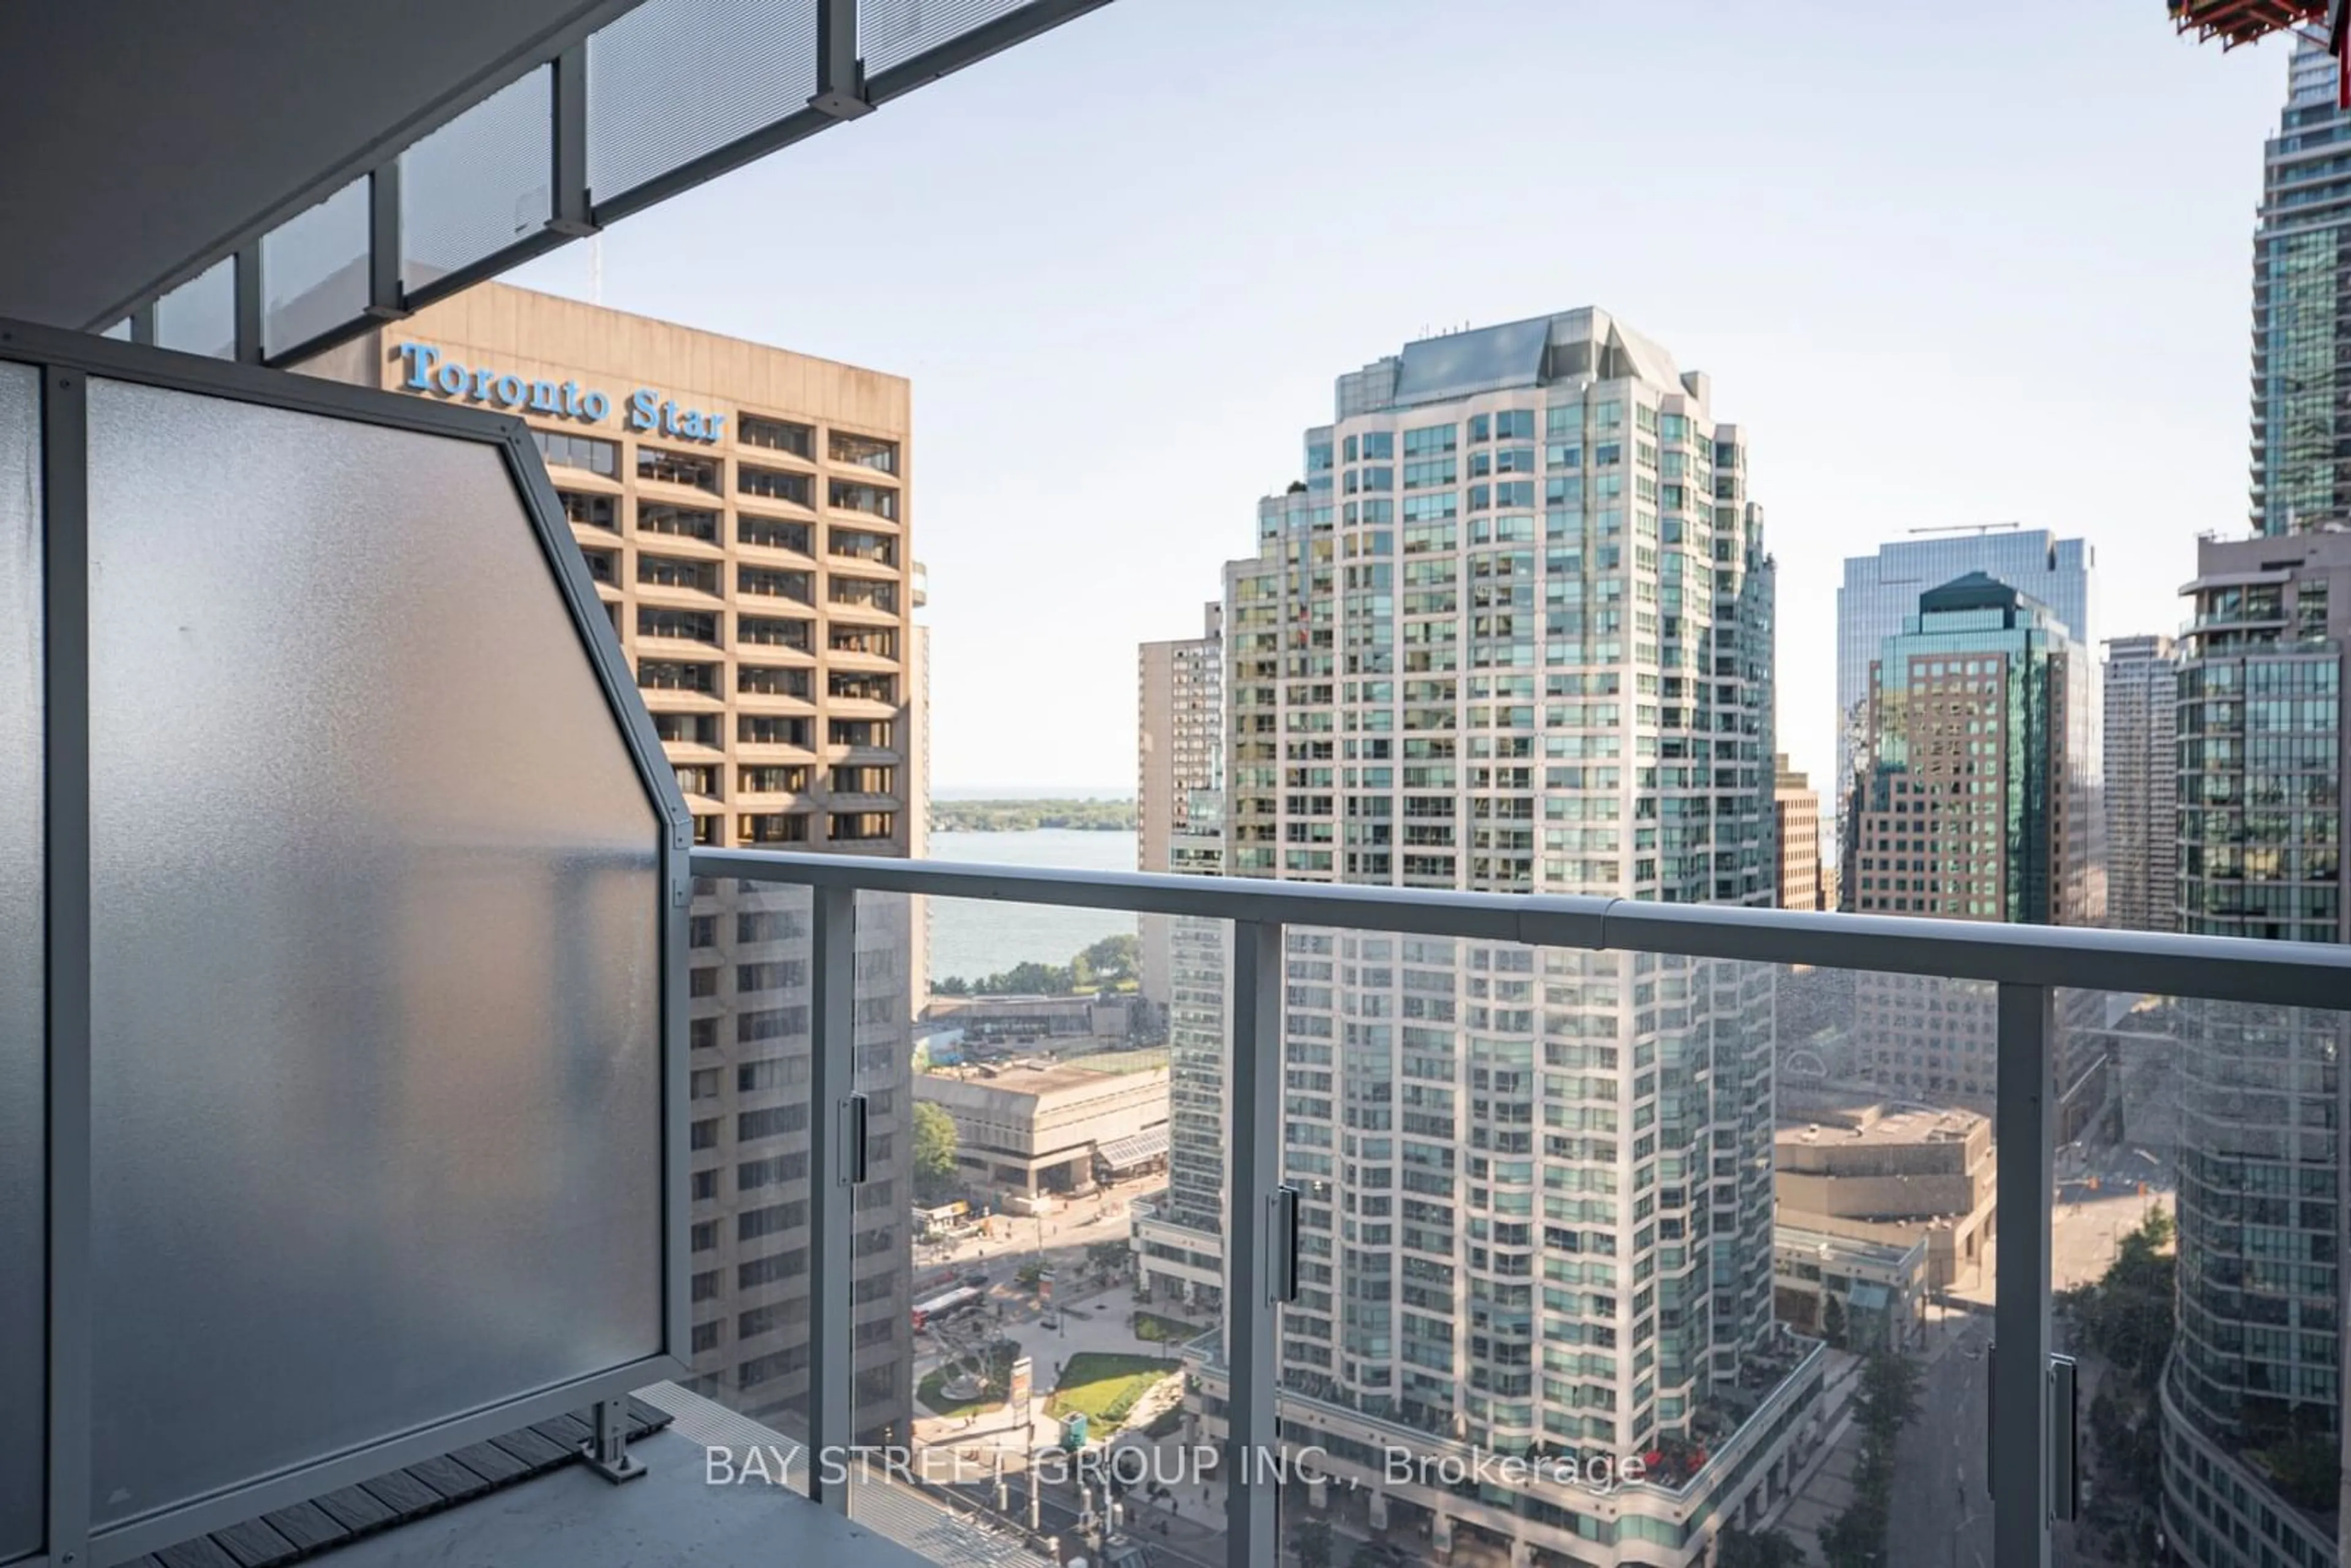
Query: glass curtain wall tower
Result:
<box><xmin>2252</xmin><ymin>42</ymin><xmax>2351</xmax><ymax>538</ymax></box>
<box><xmin>2164</xmin><ymin>528</ymin><xmax>2351</xmax><ymax>1568</ymax></box>
<box><xmin>1209</xmin><ymin>310</ymin><xmax>1794</xmax><ymax>1566</ymax></box>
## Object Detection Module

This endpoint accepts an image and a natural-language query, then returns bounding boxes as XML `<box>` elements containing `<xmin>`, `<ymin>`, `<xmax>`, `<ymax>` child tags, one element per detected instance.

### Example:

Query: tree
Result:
<box><xmin>1820</xmin><ymin>1292</ymin><xmax>1847</xmax><ymax>1349</ymax></box>
<box><xmin>1086</xmin><ymin>1240</ymin><xmax>1128</xmax><ymax>1278</ymax></box>
<box><xmin>1289</xmin><ymin>1517</ymin><xmax>1334</xmax><ymax>1568</ymax></box>
<box><xmin>1080</xmin><ymin>933</ymin><xmax>1140</xmax><ymax>985</ymax></box>
<box><xmin>933</xmin><ymin>975</ymin><xmax>970</xmax><ymax>996</ymax></box>
<box><xmin>1346</xmin><ymin>1545</ymin><xmax>1409</xmax><ymax>1568</ymax></box>
<box><xmin>1715</xmin><ymin>1525</ymin><xmax>1805</xmax><ymax>1568</ymax></box>
<box><xmin>912</xmin><ymin>1102</ymin><xmax>959</xmax><ymax>1201</ymax></box>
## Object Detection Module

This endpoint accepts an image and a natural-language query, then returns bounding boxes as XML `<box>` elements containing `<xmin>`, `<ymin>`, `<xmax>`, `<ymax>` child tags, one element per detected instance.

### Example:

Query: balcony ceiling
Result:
<box><xmin>0</xmin><ymin>1</ymin><xmax>632</xmax><ymax>329</ymax></box>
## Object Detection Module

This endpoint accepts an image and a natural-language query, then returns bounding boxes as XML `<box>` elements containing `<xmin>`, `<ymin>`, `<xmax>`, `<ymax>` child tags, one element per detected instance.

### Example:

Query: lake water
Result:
<box><xmin>924</xmin><ymin>828</ymin><xmax>1138</xmax><ymax>989</ymax></box>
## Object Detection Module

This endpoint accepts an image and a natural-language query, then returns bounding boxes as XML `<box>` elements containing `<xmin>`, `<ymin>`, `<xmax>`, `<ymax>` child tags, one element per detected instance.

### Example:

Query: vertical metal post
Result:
<box><xmin>364</xmin><ymin>163</ymin><xmax>405</xmax><ymax>322</ymax></box>
<box><xmin>808</xmin><ymin>883</ymin><xmax>857</xmax><ymax>1510</ymax></box>
<box><xmin>1224</xmin><ymin>919</ymin><xmax>1283</xmax><ymax>1568</ymax></box>
<box><xmin>127</xmin><ymin>304</ymin><xmax>156</xmax><ymax>347</ymax></box>
<box><xmin>43</xmin><ymin>366</ymin><xmax>92</xmax><ymax>1568</ymax></box>
<box><xmin>809</xmin><ymin>0</ymin><xmax>872</xmax><ymax>120</ymax></box>
<box><xmin>1990</xmin><ymin>981</ymin><xmax>2053</xmax><ymax>1566</ymax></box>
<box><xmin>550</xmin><ymin>45</ymin><xmax>596</xmax><ymax>236</ymax></box>
<box><xmin>579</xmin><ymin>1397</ymin><xmax>644</xmax><ymax>1484</ymax></box>
<box><xmin>232</xmin><ymin>244</ymin><xmax>263</xmax><ymax>365</ymax></box>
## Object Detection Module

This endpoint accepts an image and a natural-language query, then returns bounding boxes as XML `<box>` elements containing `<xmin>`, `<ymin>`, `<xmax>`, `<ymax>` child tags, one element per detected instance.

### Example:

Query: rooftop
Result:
<box><xmin>1775</xmin><ymin>1097</ymin><xmax>1986</xmax><ymax>1149</ymax></box>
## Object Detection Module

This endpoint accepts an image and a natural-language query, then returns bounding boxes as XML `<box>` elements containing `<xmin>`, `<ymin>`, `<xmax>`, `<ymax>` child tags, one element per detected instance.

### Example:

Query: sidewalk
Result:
<box><xmin>1758</xmin><ymin>1351</ymin><xmax>1868</xmax><ymax>1557</ymax></box>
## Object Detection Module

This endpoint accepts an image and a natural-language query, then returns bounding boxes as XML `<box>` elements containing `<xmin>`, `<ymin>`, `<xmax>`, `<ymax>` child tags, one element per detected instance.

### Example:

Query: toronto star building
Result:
<box><xmin>1152</xmin><ymin>310</ymin><xmax>1823</xmax><ymax>1567</ymax></box>
<box><xmin>306</xmin><ymin>282</ymin><xmax>924</xmax><ymax>1448</ymax></box>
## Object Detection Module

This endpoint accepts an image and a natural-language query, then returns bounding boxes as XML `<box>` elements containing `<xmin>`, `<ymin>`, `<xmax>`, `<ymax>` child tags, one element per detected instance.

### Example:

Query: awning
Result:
<box><xmin>1097</xmin><ymin>1128</ymin><xmax>1169</xmax><ymax>1170</ymax></box>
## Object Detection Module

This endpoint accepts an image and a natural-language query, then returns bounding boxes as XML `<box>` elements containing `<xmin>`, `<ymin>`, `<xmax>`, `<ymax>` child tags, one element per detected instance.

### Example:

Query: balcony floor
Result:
<box><xmin>309</xmin><ymin>1391</ymin><xmax>940</xmax><ymax>1568</ymax></box>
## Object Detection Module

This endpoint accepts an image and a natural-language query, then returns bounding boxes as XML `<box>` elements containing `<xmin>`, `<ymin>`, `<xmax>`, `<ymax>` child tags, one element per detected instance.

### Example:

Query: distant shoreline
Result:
<box><xmin>929</xmin><ymin>799</ymin><xmax>1137</xmax><ymax>833</ymax></box>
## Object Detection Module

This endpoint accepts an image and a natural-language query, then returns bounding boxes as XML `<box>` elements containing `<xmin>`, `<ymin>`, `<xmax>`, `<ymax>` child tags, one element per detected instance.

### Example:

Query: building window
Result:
<box><xmin>534</xmin><ymin>429</ymin><xmax>618</xmax><ymax>476</ymax></box>
<box><xmin>827</xmin><ymin>479</ymin><xmax>898</xmax><ymax>520</ymax></box>
<box><xmin>639</xmin><ymin>553</ymin><xmax>720</xmax><ymax>593</ymax></box>
<box><xmin>738</xmin><ymin>615</ymin><xmax>811</xmax><ymax>650</ymax></box>
<box><xmin>831</xmin><ymin>764</ymin><xmax>895</xmax><ymax>795</ymax></box>
<box><xmin>739</xmin><ymin>765</ymin><xmax>811</xmax><ymax>794</ymax></box>
<box><xmin>735</xmin><ymin>564</ymin><xmax>812</xmax><ymax>603</ymax></box>
<box><xmin>739</xmin><ymin>514</ymin><xmax>810</xmax><ymax>553</ymax></box>
<box><xmin>691</xmin><ymin>1321</ymin><xmax>721</xmax><ymax>1354</ymax></box>
<box><xmin>828</xmin><ymin>624</ymin><xmax>896</xmax><ymax>658</ymax></box>
<box><xmin>640</xmin><ymin>659</ymin><xmax>718</xmax><ymax>694</ymax></box>
<box><xmin>827</xmin><ymin>671</ymin><xmax>896</xmax><ymax>703</ymax></box>
<box><xmin>637</xmin><ymin>606</ymin><xmax>719</xmax><ymax>644</ymax></box>
<box><xmin>828</xmin><ymin>430</ymin><xmax>899</xmax><ymax>473</ymax></box>
<box><xmin>689</xmin><ymin>967</ymin><xmax>720</xmax><ymax>999</ymax></box>
<box><xmin>738</xmin><ymin>664</ymin><xmax>812</xmax><ymax>699</ymax></box>
<box><xmin>738</xmin><ymin>812</ymin><xmax>811</xmax><ymax>844</ymax></box>
<box><xmin>638</xmin><ymin>502</ymin><xmax>719</xmax><ymax>543</ymax></box>
<box><xmin>828</xmin><ymin>527</ymin><xmax>898</xmax><ymax>566</ymax></box>
<box><xmin>640</xmin><ymin>445</ymin><xmax>721</xmax><ymax>493</ymax></box>
<box><xmin>829</xmin><ymin>718</ymin><xmax>892</xmax><ymax>748</ymax></box>
<box><xmin>739</xmin><ymin>715</ymin><xmax>811</xmax><ymax>746</ymax></box>
<box><xmin>689</xmin><ymin>915</ymin><xmax>717</xmax><ymax>948</ymax></box>
<box><xmin>740</xmin><ymin>415</ymin><xmax>814</xmax><ymax>457</ymax></box>
<box><xmin>673</xmin><ymin>763</ymin><xmax>718</xmax><ymax>797</ymax></box>
<box><xmin>828</xmin><ymin>576</ymin><xmax>897</xmax><ymax>613</ymax></box>
<box><xmin>559</xmin><ymin>489</ymin><xmax>617</xmax><ymax>529</ymax></box>
<box><xmin>650</xmin><ymin>712</ymin><xmax>719</xmax><ymax>747</ymax></box>
<box><xmin>740</xmin><ymin>465</ymin><xmax>812</xmax><ymax>506</ymax></box>
<box><xmin>736</xmin><ymin>962</ymin><xmax>806</xmax><ymax>994</ymax></box>
<box><xmin>579</xmin><ymin>547</ymin><xmax>617</xmax><ymax>585</ymax></box>
<box><xmin>830</xmin><ymin>811</ymin><xmax>896</xmax><ymax>842</ymax></box>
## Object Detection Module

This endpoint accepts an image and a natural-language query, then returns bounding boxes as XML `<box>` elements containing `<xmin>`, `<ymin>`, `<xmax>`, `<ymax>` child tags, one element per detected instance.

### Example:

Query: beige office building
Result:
<box><xmin>1773</xmin><ymin>754</ymin><xmax>1822</xmax><ymax>912</ymax></box>
<box><xmin>304</xmin><ymin>282</ymin><xmax>921</xmax><ymax>1444</ymax></box>
<box><xmin>1774</xmin><ymin>1092</ymin><xmax>1996</xmax><ymax>1292</ymax></box>
<box><xmin>916</xmin><ymin>1057</ymin><xmax>1172</xmax><ymax>1197</ymax></box>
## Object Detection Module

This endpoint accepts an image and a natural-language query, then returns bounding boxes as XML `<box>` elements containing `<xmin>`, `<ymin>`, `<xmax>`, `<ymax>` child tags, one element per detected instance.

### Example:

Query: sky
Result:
<box><xmin>513</xmin><ymin>0</ymin><xmax>2297</xmax><ymax>798</ymax></box>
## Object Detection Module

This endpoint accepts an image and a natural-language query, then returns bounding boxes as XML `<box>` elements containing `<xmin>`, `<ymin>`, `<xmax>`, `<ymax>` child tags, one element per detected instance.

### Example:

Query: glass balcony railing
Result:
<box><xmin>693</xmin><ymin>847</ymin><xmax>2351</xmax><ymax>1568</ymax></box>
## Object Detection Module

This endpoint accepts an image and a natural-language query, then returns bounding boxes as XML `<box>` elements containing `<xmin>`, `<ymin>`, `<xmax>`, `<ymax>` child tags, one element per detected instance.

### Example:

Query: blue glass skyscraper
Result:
<box><xmin>1834</xmin><ymin>529</ymin><xmax>2094</xmax><ymax>805</ymax></box>
<box><xmin>2251</xmin><ymin>41</ymin><xmax>2351</xmax><ymax>537</ymax></box>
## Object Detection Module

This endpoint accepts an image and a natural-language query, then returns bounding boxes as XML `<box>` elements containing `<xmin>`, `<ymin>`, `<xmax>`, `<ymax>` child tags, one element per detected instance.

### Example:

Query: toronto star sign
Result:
<box><xmin>394</xmin><ymin>342</ymin><xmax>726</xmax><ymax>442</ymax></box>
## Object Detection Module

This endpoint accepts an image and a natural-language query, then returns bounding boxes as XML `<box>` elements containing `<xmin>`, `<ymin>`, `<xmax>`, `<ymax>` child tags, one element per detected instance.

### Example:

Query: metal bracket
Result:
<box><xmin>809</xmin><ymin>78</ymin><xmax>874</xmax><ymax>120</ymax></box>
<box><xmin>842</xmin><ymin>1092</ymin><xmax>870</xmax><ymax>1186</ymax></box>
<box><xmin>580</xmin><ymin>1398</ymin><xmax>647</xmax><ymax>1484</ymax></box>
<box><xmin>2049</xmin><ymin>1353</ymin><xmax>2078</xmax><ymax>1522</ymax></box>
<box><xmin>1984</xmin><ymin>1345</ymin><xmax>2080</xmax><ymax>1521</ymax></box>
<box><xmin>1270</xmin><ymin>1184</ymin><xmax>1300</xmax><ymax>1304</ymax></box>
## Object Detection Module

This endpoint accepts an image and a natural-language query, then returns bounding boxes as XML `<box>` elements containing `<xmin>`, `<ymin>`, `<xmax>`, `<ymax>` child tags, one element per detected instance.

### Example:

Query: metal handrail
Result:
<box><xmin>691</xmin><ymin>847</ymin><xmax>2351</xmax><ymax>1008</ymax></box>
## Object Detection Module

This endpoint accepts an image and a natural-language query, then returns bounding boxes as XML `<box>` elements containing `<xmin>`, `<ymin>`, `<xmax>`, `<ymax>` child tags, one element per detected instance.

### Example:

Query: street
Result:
<box><xmin>1889</xmin><ymin>1315</ymin><xmax>1992</xmax><ymax>1568</ymax></box>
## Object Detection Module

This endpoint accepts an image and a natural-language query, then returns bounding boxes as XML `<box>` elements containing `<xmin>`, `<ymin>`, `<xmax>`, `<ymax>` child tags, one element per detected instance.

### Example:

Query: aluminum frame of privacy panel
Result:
<box><xmin>84</xmin><ymin>1</ymin><xmax>1113</xmax><ymax>372</ymax></box>
<box><xmin>0</xmin><ymin>315</ymin><xmax>693</xmax><ymax>1568</ymax></box>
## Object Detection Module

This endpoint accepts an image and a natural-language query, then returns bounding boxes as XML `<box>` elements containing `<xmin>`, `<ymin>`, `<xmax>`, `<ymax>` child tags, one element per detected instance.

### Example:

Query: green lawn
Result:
<box><xmin>1046</xmin><ymin>1352</ymin><xmax>1178</xmax><ymax>1433</ymax></box>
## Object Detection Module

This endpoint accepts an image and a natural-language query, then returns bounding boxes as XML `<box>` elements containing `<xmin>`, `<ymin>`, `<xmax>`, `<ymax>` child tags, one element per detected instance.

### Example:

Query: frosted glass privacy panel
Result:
<box><xmin>586</xmin><ymin>0</ymin><xmax>819</xmax><ymax>204</ymax></box>
<box><xmin>0</xmin><ymin>361</ymin><xmax>44</xmax><ymax>1563</ymax></box>
<box><xmin>84</xmin><ymin>380</ymin><xmax>663</xmax><ymax>1527</ymax></box>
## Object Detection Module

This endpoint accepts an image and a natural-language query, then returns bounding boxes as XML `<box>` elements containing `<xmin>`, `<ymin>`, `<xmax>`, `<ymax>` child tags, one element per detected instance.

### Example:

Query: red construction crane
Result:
<box><xmin>2169</xmin><ymin>0</ymin><xmax>2351</xmax><ymax>104</ymax></box>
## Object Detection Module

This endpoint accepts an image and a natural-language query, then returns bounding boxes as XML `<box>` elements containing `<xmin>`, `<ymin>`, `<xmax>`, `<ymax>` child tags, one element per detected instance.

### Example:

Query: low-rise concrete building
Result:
<box><xmin>922</xmin><ymin>992</ymin><xmax>1139</xmax><ymax>1044</ymax></box>
<box><xmin>1774</xmin><ymin>1092</ymin><xmax>1995</xmax><ymax>1291</ymax></box>
<box><xmin>915</xmin><ymin>1054</ymin><xmax>1169</xmax><ymax>1197</ymax></box>
<box><xmin>1772</xmin><ymin>1224</ymin><xmax>1928</xmax><ymax>1352</ymax></box>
